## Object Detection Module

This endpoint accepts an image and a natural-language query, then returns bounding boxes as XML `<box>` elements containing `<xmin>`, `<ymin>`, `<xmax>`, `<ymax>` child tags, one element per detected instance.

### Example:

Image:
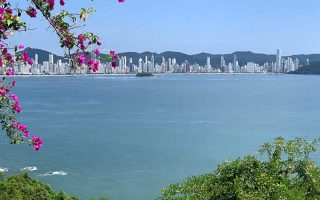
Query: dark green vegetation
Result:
<box><xmin>24</xmin><ymin>48</ymin><xmax>320</xmax><ymax>67</ymax></box>
<box><xmin>0</xmin><ymin>173</ymin><xmax>78</xmax><ymax>200</ymax></box>
<box><xmin>289</xmin><ymin>62</ymin><xmax>320</xmax><ymax>74</ymax></box>
<box><xmin>136</xmin><ymin>72</ymin><xmax>154</xmax><ymax>77</ymax></box>
<box><xmin>158</xmin><ymin>137</ymin><xmax>320</xmax><ymax>200</ymax></box>
<box><xmin>0</xmin><ymin>173</ymin><xmax>110</xmax><ymax>200</ymax></box>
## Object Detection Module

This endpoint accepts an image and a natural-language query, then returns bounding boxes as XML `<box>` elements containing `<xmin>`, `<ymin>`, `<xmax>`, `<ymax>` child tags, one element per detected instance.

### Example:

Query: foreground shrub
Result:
<box><xmin>159</xmin><ymin>137</ymin><xmax>320</xmax><ymax>200</ymax></box>
<box><xmin>0</xmin><ymin>173</ymin><xmax>78</xmax><ymax>200</ymax></box>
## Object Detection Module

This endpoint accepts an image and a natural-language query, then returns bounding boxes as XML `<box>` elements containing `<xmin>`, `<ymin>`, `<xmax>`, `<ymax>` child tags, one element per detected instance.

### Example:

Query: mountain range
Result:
<box><xmin>23</xmin><ymin>47</ymin><xmax>320</xmax><ymax>67</ymax></box>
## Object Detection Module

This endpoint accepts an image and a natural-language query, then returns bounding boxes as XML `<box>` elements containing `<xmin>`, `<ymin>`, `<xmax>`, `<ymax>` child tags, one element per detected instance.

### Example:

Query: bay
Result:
<box><xmin>0</xmin><ymin>74</ymin><xmax>319</xmax><ymax>200</ymax></box>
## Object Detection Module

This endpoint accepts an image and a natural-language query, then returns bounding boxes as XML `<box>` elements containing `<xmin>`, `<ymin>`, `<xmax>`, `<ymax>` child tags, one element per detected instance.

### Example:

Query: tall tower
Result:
<box><xmin>129</xmin><ymin>57</ymin><xmax>133</xmax><ymax>72</ymax></box>
<box><xmin>123</xmin><ymin>56</ymin><xmax>127</xmax><ymax>70</ymax></box>
<box><xmin>168</xmin><ymin>58</ymin><xmax>172</xmax><ymax>72</ymax></box>
<box><xmin>151</xmin><ymin>55</ymin><xmax>155</xmax><ymax>73</ymax></box>
<box><xmin>233</xmin><ymin>54</ymin><xmax>238</xmax><ymax>72</ymax></box>
<box><xmin>35</xmin><ymin>54</ymin><xmax>38</xmax><ymax>65</ymax></box>
<box><xmin>276</xmin><ymin>49</ymin><xmax>282</xmax><ymax>73</ymax></box>
<box><xmin>138</xmin><ymin>58</ymin><xmax>143</xmax><ymax>72</ymax></box>
<box><xmin>49</xmin><ymin>54</ymin><xmax>54</xmax><ymax>64</ymax></box>
<box><xmin>145</xmin><ymin>55</ymin><xmax>148</xmax><ymax>72</ymax></box>
<box><xmin>221</xmin><ymin>55</ymin><xmax>225</xmax><ymax>67</ymax></box>
<box><xmin>206</xmin><ymin>57</ymin><xmax>211</xmax><ymax>72</ymax></box>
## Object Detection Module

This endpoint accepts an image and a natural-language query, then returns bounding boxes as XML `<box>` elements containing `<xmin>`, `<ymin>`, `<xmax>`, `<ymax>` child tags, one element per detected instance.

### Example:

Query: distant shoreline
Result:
<box><xmin>8</xmin><ymin>73</ymin><xmax>289</xmax><ymax>78</ymax></box>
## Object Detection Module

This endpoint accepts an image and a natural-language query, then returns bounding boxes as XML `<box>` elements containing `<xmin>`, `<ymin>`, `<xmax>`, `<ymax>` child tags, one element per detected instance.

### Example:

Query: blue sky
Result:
<box><xmin>13</xmin><ymin>0</ymin><xmax>320</xmax><ymax>55</ymax></box>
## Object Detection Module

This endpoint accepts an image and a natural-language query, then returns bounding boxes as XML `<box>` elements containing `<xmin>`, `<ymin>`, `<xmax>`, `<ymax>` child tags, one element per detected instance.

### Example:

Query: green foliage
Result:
<box><xmin>0</xmin><ymin>173</ymin><xmax>78</xmax><ymax>200</ymax></box>
<box><xmin>158</xmin><ymin>137</ymin><xmax>320</xmax><ymax>200</ymax></box>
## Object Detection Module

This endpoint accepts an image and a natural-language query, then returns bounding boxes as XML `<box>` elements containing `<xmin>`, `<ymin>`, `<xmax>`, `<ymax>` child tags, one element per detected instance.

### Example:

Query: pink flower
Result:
<box><xmin>21</xmin><ymin>51</ymin><xmax>31</xmax><ymax>63</ymax></box>
<box><xmin>88</xmin><ymin>59</ymin><xmax>94</xmax><ymax>65</ymax></box>
<box><xmin>6</xmin><ymin>68</ymin><xmax>14</xmax><ymax>76</ymax></box>
<box><xmin>13</xmin><ymin>103</ymin><xmax>22</xmax><ymax>113</ymax></box>
<box><xmin>110</xmin><ymin>50</ymin><xmax>115</xmax><ymax>55</ymax></box>
<box><xmin>75</xmin><ymin>54</ymin><xmax>86</xmax><ymax>66</ymax></box>
<box><xmin>80</xmin><ymin>54</ymin><xmax>86</xmax><ymax>61</ymax></box>
<box><xmin>60</xmin><ymin>0</ymin><xmax>65</xmax><ymax>6</ymax></box>
<box><xmin>23</xmin><ymin>131</ymin><xmax>29</xmax><ymax>138</ymax></box>
<box><xmin>10</xmin><ymin>94</ymin><xmax>19</xmax><ymax>103</ymax></box>
<box><xmin>18</xmin><ymin>45</ymin><xmax>24</xmax><ymax>49</ymax></box>
<box><xmin>77</xmin><ymin>34</ymin><xmax>85</xmax><ymax>43</ymax></box>
<box><xmin>118</xmin><ymin>0</ymin><xmax>125</xmax><ymax>2</ymax></box>
<box><xmin>88</xmin><ymin>59</ymin><xmax>99</xmax><ymax>73</ymax></box>
<box><xmin>94</xmin><ymin>49</ymin><xmax>100</xmax><ymax>55</ymax></box>
<box><xmin>111</xmin><ymin>61</ymin><xmax>117</xmax><ymax>68</ymax></box>
<box><xmin>17</xmin><ymin>123</ymin><xmax>27</xmax><ymax>131</ymax></box>
<box><xmin>32</xmin><ymin>136</ymin><xmax>43</xmax><ymax>151</ymax></box>
<box><xmin>45</xmin><ymin>0</ymin><xmax>55</xmax><ymax>10</ymax></box>
<box><xmin>26</xmin><ymin>7</ymin><xmax>37</xmax><ymax>18</ymax></box>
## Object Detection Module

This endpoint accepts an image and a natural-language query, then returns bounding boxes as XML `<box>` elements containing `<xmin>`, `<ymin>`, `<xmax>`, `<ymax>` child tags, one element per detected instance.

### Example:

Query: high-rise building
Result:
<box><xmin>138</xmin><ymin>58</ymin><xmax>143</xmax><ymax>72</ymax></box>
<box><xmin>35</xmin><ymin>54</ymin><xmax>38</xmax><ymax>65</ymax></box>
<box><xmin>185</xmin><ymin>60</ymin><xmax>190</xmax><ymax>73</ymax></box>
<box><xmin>206</xmin><ymin>57</ymin><xmax>211</xmax><ymax>72</ymax></box>
<box><xmin>49</xmin><ymin>54</ymin><xmax>54</xmax><ymax>64</ymax></box>
<box><xmin>233</xmin><ymin>54</ymin><xmax>238</xmax><ymax>72</ymax></box>
<box><xmin>129</xmin><ymin>57</ymin><xmax>133</xmax><ymax>72</ymax></box>
<box><xmin>151</xmin><ymin>55</ymin><xmax>155</xmax><ymax>73</ymax></box>
<box><xmin>276</xmin><ymin>49</ymin><xmax>282</xmax><ymax>73</ymax></box>
<box><xmin>246</xmin><ymin>62</ymin><xmax>255</xmax><ymax>73</ymax></box>
<box><xmin>122</xmin><ymin>56</ymin><xmax>127</xmax><ymax>70</ymax></box>
<box><xmin>145</xmin><ymin>55</ymin><xmax>148</xmax><ymax>72</ymax></box>
<box><xmin>220</xmin><ymin>55</ymin><xmax>225</xmax><ymax>67</ymax></box>
<box><xmin>294</xmin><ymin>58</ymin><xmax>299</xmax><ymax>71</ymax></box>
<box><xmin>168</xmin><ymin>58</ymin><xmax>172</xmax><ymax>72</ymax></box>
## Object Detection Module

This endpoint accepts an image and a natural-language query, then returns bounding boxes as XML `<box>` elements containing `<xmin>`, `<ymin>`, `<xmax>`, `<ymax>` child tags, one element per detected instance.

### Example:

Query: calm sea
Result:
<box><xmin>0</xmin><ymin>74</ymin><xmax>319</xmax><ymax>200</ymax></box>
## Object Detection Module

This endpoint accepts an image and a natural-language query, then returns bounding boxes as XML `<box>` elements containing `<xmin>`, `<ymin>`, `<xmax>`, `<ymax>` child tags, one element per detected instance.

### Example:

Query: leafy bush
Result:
<box><xmin>0</xmin><ymin>173</ymin><xmax>78</xmax><ymax>200</ymax></box>
<box><xmin>158</xmin><ymin>137</ymin><xmax>320</xmax><ymax>200</ymax></box>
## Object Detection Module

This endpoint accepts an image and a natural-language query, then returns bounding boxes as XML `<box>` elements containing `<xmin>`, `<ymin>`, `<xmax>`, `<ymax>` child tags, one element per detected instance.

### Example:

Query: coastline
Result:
<box><xmin>8</xmin><ymin>72</ymin><xmax>288</xmax><ymax>78</ymax></box>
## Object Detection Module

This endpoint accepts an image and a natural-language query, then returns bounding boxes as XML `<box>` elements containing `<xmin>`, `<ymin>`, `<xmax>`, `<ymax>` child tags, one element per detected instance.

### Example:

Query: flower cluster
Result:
<box><xmin>31</xmin><ymin>136</ymin><xmax>43</xmax><ymax>151</ymax></box>
<box><xmin>0</xmin><ymin>0</ymin><xmax>125</xmax><ymax>151</ymax></box>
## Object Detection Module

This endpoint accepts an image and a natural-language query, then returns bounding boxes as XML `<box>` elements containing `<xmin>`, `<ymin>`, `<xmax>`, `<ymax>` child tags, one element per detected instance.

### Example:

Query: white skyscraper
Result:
<box><xmin>49</xmin><ymin>54</ymin><xmax>54</xmax><ymax>64</ymax></box>
<box><xmin>233</xmin><ymin>54</ymin><xmax>238</xmax><ymax>72</ymax></box>
<box><xmin>168</xmin><ymin>58</ymin><xmax>172</xmax><ymax>72</ymax></box>
<box><xmin>35</xmin><ymin>54</ymin><xmax>38</xmax><ymax>65</ymax></box>
<box><xmin>138</xmin><ymin>58</ymin><xmax>143</xmax><ymax>72</ymax></box>
<box><xmin>122</xmin><ymin>56</ymin><xmax>127</xmax><ymax>70</ymax></box>
<box><xmin>221</xmin><ymin>55</ymin><xmax>225</xmax><ymax>67</ymax></box>
<box><xmin>276</xmin><ymin>49</ymin><xmax>282</xmax><ymax>73</ymax></box>
<box><xmin>206</xmin><ymin>57</ymin><xmax>211</xmax><ymax>72</ymax></box>
<box><xmin>150</xmin><ymin>55</ymin><xmax>155</xmax><ymax>73</ymax></box>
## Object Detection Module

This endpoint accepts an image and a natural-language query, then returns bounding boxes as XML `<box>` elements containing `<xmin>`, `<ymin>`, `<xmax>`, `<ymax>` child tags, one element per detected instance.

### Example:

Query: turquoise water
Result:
<box><xmin>0</xmin><ymin>74</ymin><xmax>320</xmax><ymax>200</ymax></box>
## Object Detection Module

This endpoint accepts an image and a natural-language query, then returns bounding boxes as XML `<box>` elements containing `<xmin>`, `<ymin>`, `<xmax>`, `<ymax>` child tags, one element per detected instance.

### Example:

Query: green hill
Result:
<box><xmin>289</xmin><ymin>62</ymin><xmax>320</xmax><ymax>74</ymax></box>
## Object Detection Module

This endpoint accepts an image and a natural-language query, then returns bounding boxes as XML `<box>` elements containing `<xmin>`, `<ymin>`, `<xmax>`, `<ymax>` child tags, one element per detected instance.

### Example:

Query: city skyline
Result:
<box><xmin>12</xmin><ymin>0</ymin><xmax>320</xmax><ymax>55</ymax></box>
<box><xmin>10</xmin><ymin>48</ymin><xmax>306</xmax><ymax>75</ymax></box>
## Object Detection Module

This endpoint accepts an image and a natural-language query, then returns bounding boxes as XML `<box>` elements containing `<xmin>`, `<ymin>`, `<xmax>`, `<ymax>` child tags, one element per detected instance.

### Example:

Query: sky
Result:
<box><xmin>12</xmin><ymin>0</ymin><xmax>320</xmax><ymax>55</ymax></box>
